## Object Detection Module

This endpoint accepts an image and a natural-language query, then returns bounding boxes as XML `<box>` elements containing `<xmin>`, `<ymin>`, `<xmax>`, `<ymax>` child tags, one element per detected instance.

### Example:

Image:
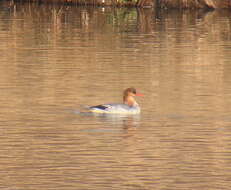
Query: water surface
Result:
<box><xmin>0</xmin><ymin>1</ymin><xmax>231</xmax><ymax>190</ymax></box>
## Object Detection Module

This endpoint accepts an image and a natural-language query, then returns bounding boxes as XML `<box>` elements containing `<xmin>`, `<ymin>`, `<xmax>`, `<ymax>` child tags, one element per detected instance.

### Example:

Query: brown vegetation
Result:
<box><xmin>13</xmin><ymin>0</ymin><xmax>231</xmax><ymax>8</ymax></box>
<box><xmin>158</xmin><ymin>0</ymin><xmax>231</xmax><ymax>9</ymax></box>
<box><xmin>22</xmin><ymin>0</ymin><xmax>154</xmax><ymax>7</ymax></box>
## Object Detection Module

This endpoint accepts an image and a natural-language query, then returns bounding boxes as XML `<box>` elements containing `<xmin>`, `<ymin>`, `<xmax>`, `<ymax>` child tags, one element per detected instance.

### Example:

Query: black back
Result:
<box><xmin>90</xmin><ymin>105</ymin><xmax>108</xmax><ymax>110</ymax></box>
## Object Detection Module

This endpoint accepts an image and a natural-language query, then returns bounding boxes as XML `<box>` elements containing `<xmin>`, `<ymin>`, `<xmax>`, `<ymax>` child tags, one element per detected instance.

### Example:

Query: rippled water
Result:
<box><xmin>0</xmin><ymin>1</ymin><xmax>231</xmax><ymax>190</ymax></box>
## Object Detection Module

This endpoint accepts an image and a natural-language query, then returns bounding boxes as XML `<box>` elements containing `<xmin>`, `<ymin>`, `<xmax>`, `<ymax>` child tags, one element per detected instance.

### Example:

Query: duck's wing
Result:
<box><xmin>89</xmin><ymin>104</ymin><xmax>140</xmax><ymax>114</ymax></box>
<box><xmin>89</xmin><ymin>104</ymin><xmax>109</xmax><ymax>110</ymax></box>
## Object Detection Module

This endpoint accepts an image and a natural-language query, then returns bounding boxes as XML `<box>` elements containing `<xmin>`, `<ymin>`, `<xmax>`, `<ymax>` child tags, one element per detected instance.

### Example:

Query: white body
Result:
<box><xmin>89</xmin><ymin>103</ymin><xmax>140</xmax><ymax>114</ymax></box>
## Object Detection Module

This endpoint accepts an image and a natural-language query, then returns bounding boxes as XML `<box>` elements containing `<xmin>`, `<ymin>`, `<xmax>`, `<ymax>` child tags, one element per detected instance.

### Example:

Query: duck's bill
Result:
<box><xmin>136</xmin><ymin>93</ymin><xmax>144</xmax><ymax>96</ymax></box>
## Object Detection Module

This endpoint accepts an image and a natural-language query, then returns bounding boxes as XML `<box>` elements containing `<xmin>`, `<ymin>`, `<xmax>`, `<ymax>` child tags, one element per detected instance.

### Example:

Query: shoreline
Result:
<box><xmin>12</xmin><ymin>0</ymin><xmax>231</xmax><ymax>9</ymax></box>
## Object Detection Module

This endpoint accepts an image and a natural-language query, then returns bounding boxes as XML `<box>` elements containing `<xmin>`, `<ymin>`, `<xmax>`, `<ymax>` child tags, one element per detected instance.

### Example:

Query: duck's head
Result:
<box><xmin>123</xmin><ymin>87</ymin><xmax>143</xmax><ymax>101</ymax></box>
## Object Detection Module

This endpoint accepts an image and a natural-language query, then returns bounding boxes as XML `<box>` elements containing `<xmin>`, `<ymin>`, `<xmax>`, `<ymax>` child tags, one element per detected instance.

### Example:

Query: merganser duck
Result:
<box><xmin>89</xmin><ymin>87</ymin><xmax>143</xmax><ymax>114</ymax></box>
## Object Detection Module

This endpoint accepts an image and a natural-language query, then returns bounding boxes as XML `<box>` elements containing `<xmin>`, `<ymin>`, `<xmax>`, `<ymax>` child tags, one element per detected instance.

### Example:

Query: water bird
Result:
<box><xmin>89</xmin><ymin>87</ymin><xmax>143</xmax><ymax>114</ymax></box>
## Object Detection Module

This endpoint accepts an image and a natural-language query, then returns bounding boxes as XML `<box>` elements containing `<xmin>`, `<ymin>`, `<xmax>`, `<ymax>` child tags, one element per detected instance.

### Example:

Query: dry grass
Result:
<box><xmin>17</xmin><ymin>0</ymin><xmax>231</xmax><ymax>8</ymax></box>
<box><xmin>159</xmin><ymin>0</ymin><xmax>231</xmax><ymax>9</ymax></box>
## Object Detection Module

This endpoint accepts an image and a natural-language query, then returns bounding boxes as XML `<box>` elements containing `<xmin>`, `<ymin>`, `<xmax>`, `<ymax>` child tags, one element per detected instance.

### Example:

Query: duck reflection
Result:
<box><xmin>76</xmin><ymin>108</ymin><xmax>141</xmax><ymax>134</ymax></box>
<box><xmin>91</xmin><ymin>112</ymin><xmax>141</xmax><ymax>130</ymax></box>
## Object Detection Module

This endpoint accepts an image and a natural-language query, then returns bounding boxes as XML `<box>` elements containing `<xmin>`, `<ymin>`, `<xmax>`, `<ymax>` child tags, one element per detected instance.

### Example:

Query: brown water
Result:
<box><xmin>1</xmin><ymin>1</ymin><xmax>231</xmax><ymax>190</ymax></box>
